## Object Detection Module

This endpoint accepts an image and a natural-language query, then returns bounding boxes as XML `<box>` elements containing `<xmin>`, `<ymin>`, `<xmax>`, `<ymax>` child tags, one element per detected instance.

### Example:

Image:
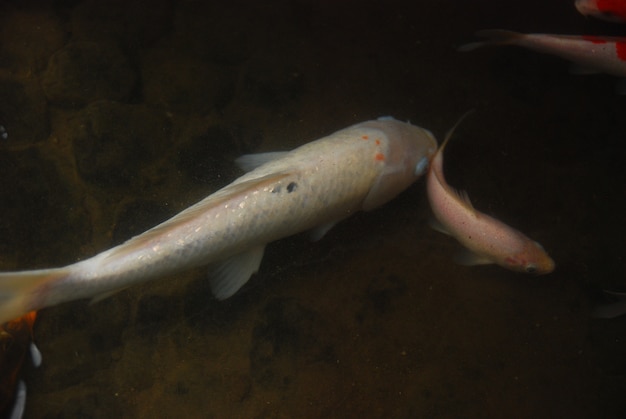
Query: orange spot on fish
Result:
<box><xmin>361</xmin><ymin>135</ymin><xmax>369</xmax><ymax>140</ymax></box>
<box><xmin>581</xmin><ymin>35</ymin><xmax>626</xmax><ymax>61</ymax></box>
<box><xmin>504</xmin><ymin>256</ymin><xmax>518</xmax><ymax>266</ymax></box>
<box><xmin>617</xmin><ymin>41</ymin><xmax>626</xmax><ymax>60</ymax></box>
<box><xmin>375</xmin><ymin>153</ymin><xmax>385</xmax><ymax>161</ymax></box>
<box><xmin>375</xmin><ymin>139</ymin><xmax>381</xmax><ymax>145</ymax></box>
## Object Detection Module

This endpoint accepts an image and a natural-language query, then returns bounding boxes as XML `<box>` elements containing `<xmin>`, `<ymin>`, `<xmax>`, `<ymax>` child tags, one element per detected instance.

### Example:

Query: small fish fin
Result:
<box><xmin>453</xmin><ymin>249</ymin><xmax>494</xmax><ymax>266</ymax></box>
<box><xmin>457</xmin><ymin>41</ymin><xmax>488</xmax><ymax>52</ymax></box>
<box><xmin>209</xmin><ymin>245</ymin><xmax>266</xmax><ymax>300</ymax></box>
<box><xmin>591</xmin><ymin>300</ymin><xmax>626</xmax><ymax>319</ymax></box>
<box><xmin>0</xmin><ymin>268</ymin><xmax>70</xmax><ymax>325</ymax></box>
<box><xmin>455</xmin><ymin>189</ymin><xmax>476</xmax><ymax>211</ymax></box>
<box><xmin>602</xmin><ymin>289</ymin><xmax>626</xmax><ymax>299</ymax></box>
<box><xmin>458</xmin><ymin>29</ymin><xmax>522</xmax><ymax>52</ymax></box>
<box><xmin>310</xmin><ymin>221</ymin><xmax>338</xmax><ymax>241</ymax></box>
<box><xmin>438</xmin><ymin>110</ymin><xmax>475</xmax><ymax>154</ymax></box>
<box><xmin>591</xmin><ymin>290</ymin><xmax>626</xmax><ymax>319</ymax></box>
<box><xmin>30</xmin><ymin>342</ymin><xmax>42</xmax><ymax>367</ymax></box>
<box><xmin>569</xmin><ymin>63</ymin><xmax>600</xmax><ymax>75</ymax></box>
<box><xmin>428</xmin><ymin>217</ymin><xmax>452</xmax><ymax>236</ymax></box>
<box><xmin>89</xmin><ymin>286</ymin><xmax>130</xmax><ymax>305</ymax></box>
<box><xmin>235</xmin><ymin>151</ymin><xmax>289</xmax><ymax>172</ymax></box>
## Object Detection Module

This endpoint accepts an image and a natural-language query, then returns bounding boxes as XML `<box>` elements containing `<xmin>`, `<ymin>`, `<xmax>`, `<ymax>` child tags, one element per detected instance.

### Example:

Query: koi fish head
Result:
<box><xmin>575</xmin><ymin>0</ymin><xmax>626</xmax><ymax>23</ymax></box>
<box><xmin>361</xmin><ymin>117</ymin><xmax>438</xmax><ymax>211</ymax></box>
<box><xmin>502</xmin><ymin>240</ymin><xmax>555</xmax><ymax>275</ymax></box>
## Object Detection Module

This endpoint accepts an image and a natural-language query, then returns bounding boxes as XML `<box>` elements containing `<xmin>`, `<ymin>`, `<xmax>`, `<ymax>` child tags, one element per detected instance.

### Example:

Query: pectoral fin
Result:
<box><xmin>235</xmin><ymin>152</ymin><xmax>289</xmax><ymax>172</ymax></box>
<box><xmin>209</xmin><ymin>245</ymin><xmax>266</xmax><ymax>300</ymax></box>
<box><xmin>453</xmin><ymin>249</ymin><xmax>494</xmax><ymax>266</ymax></box>
<box><xmin>310</xmin><ymin>221</ymin><xmax>338</xmax><ymax>241</ymax></box>
<box><xmin>90</xmin><ymin>286</ymin><xmax>130</xmax><ymax>304</ymax></box>
<box><xmin>591</xmin><ymin>300</ymin><xmax>626</xmax><ymax>319</ymax></box>
<box><xmin>428</xmin><ymin>217</ymin><xmax>452</xmax><ymax>236</ymax></box>
<box><xmin>591</xmin><ymin>290</ymin><xmax>626</xmax><ymax>319</ymax></box>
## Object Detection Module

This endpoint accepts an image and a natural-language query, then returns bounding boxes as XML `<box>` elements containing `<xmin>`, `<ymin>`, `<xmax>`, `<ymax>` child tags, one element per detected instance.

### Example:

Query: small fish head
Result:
<box><xmin>504</xmin><ymin>241</ymin><xmax>555</xmax><ymax>275</ymax></box>
<box><xmin>575</xmin><ymin>0</ymin><xmax>626</xmax><ymax>22</ymax></box>
<box><xmin>575</xmin><ymin>0</ymin><xmax>594</xmax><ymax>16</ymax></box>
<box><xmin>361</xmin><ymin>119</ymin><xmax>438</xmax><ymax>211</ymax></box>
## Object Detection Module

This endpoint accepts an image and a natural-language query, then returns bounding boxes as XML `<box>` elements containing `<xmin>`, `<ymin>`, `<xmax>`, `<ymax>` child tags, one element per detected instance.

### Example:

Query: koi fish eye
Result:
<box><xmin>525</xmin><ymin>264</ymin><xmax>538</xmax><ymax>274</ymax></box>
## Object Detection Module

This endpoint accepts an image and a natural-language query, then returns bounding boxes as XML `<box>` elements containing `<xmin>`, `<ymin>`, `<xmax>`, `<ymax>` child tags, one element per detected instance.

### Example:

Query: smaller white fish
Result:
<box><xmin>575</xmin><ymin>0</ymin><xmax>626</xmax><ymax>23</ymax></box>
<box><xmin>459</xmin><ymin>30</ymin><xmax>626</xmax><ymax>79</ymax></box>
<box><xmin>426</xmin><ymin>115</ymin><xmax>555</xmax><ymax>274</ymax></box>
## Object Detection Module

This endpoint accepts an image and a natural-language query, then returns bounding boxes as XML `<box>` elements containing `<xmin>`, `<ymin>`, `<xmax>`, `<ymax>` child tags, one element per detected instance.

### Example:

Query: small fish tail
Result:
<box><xmin>439</xmin><ymin>110</ymin><xmax>475</xmax><ymax>153</ymax></box>
<box><xmin>0</xmin><ymin>268</ymin><xmax>69</xmax><ymax>324</ymax></box>
<box><xmin>458</xmin><ymin>29</ymin><xmax>522</xmax><ymax>52</ymax></box>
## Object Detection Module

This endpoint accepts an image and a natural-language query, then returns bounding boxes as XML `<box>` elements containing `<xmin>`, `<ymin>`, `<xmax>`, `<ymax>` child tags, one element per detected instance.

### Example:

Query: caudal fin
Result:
<box><xmin>0</xmin><ymin>268</ymin><xmax>69</xmax><ymax>324</ymax></box>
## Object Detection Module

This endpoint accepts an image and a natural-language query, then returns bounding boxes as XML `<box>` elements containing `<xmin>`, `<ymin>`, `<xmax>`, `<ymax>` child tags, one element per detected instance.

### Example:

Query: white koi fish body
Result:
<box><xmin>460</xmin><ymin>30</ymin><xmax>626</xmax><ymax>78</ymax></box>
<box><xmin>426</xmin><ymin>117</ymin><xmax>555</xmax><ymax>275</ymax></box>
<box><xmin>0</xmin><ymin>117</ymin><xmax>437</xmax><ymax>324</ymax></box>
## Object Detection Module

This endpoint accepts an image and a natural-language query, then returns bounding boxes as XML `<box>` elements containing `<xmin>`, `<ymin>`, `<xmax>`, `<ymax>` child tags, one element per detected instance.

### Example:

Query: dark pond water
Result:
<box><xmin>0</xmin><ymin>0</ymin><xmax>625</xmax><ymax>417</ymax></box>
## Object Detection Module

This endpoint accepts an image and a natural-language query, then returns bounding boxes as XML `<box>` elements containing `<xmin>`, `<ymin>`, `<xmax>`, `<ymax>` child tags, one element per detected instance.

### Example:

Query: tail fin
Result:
<box><xmin>458</xmin><ymin>30</ymin><xmax>522</xmax><ymax>52</ymax></box>
<box><xmin>0</xmin><ymin>268</ymin><xmax>69</xmax><ymax>324</ymax></box>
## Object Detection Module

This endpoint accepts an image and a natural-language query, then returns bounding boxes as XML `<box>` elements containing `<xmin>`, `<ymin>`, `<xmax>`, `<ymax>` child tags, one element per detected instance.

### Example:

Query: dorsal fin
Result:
<box><xmin>235</xmin><ymin>152</ymin><xmax>289</xmax><ymax>172</ymax></box>
<box><xmin>456</xmin><ymin>188</ymin><xmax>476</xmax><ymax>212</ymax></box>
<box><xmin>103</xmin><ymin>173</ymin><xmax>291</xmax><ymax>261</ymax></box>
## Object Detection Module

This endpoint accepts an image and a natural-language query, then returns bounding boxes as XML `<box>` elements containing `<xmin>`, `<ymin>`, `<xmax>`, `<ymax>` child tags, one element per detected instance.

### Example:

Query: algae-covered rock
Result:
<box><xmin>0</xmin><ymin>76</ymin><xmax>50</xmax><ymax>144</ymax></box>
<box><xmin>71</xmin><ymin>100</ymin><xmax>171</xmax><ymax>186</ymax></box>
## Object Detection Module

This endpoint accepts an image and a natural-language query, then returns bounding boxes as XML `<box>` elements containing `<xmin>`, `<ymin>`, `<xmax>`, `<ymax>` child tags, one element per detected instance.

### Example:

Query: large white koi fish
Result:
<box><xmin>0</xmin><ymin>117</ymin><xmax>437</xmax><ymax>324</ymax></box>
